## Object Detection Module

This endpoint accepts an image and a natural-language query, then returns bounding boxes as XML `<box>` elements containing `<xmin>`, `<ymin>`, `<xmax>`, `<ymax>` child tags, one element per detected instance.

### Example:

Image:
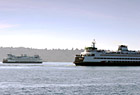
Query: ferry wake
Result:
<box><xmin>74</xmin><ymin>40</ymin><xmax>140</xmax><ymax>66</ymax></box>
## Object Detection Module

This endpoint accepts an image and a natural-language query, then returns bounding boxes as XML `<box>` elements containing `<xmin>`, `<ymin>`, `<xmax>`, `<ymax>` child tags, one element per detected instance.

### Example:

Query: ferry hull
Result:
<box><xmin>3</xmin><ymin>62</ymin><xmax>42</xmax><ymax>63</ymax></box>
<box><xmin>3</xmin><ymin>61</ymin><xmax>42</xmax><ymax>63</ymax></box>
<box><xmin>74</xmin><ymin>62</ymin><xmax>140</xmax><ymax>66</ymax></box>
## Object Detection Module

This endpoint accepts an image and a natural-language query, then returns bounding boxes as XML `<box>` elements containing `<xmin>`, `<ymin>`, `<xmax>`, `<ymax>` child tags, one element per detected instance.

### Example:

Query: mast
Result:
<box><xmin>92</xmin><ymin>39</ymin><xmax>96</xmax><ymax>48</ymax></box>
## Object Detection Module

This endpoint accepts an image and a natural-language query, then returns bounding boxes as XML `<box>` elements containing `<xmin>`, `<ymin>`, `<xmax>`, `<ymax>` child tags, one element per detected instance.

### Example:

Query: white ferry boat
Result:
<box><xmin>74</xmin><ymin>40</ymin><xmax>140</xmax><ymax>66</ymax></box>
<box><xmin>3</xmin><ymin>54</ymin><xmax>43</xmax><ymax>63</ymax></box>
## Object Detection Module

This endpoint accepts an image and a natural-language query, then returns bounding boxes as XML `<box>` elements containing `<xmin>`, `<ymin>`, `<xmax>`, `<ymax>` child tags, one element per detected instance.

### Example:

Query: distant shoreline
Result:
<box><xmin>0</xmin><ymin>47</ymin><xmax>83</xmax><ymax>62</ymax></box>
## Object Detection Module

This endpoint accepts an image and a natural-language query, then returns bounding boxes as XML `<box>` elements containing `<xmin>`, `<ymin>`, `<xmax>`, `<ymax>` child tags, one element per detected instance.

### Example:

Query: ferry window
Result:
<box><xmin>92</xmin><ymin>54</ymin><xmax>95</xmax><ymax>56</ymax></box>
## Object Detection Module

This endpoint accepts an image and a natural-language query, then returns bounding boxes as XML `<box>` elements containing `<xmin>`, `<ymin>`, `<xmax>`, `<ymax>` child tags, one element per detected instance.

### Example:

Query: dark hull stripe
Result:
<box><xmin>3</xmin><ymin>61</ymin><xmax>42</xmax><ymax>63</ymax></box>
<box><xmin>74</xmin><ymin>62</ymin><xmax>140</xmax><ymax>66</ymax></box>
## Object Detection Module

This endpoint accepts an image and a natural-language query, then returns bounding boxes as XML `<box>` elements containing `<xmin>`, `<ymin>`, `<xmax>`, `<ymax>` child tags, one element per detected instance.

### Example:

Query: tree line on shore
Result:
<box><xmin>0</xmin><ymin>47</ymin><xmax>84</xmax><ymax>62</ymax></box>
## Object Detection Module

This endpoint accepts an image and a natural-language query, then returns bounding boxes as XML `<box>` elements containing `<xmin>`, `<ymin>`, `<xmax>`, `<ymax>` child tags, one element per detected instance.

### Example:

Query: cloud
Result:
<box><xmin>0</xmin><ymin>24</ymin><xmax>19</xmax><ymax>29</ymax></box>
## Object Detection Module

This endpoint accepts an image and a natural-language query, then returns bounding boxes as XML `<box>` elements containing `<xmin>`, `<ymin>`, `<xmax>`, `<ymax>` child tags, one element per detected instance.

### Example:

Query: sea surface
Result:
<box><xmin>0</xmin><ymin>62</ymin><xmax>140</xmax><ymax>95</ymax></box>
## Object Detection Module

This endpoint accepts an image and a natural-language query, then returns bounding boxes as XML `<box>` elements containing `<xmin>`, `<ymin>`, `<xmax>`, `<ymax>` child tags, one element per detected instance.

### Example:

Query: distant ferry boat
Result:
<box><xmin>74</xmin><ymin>40</ymin><xmax>140</xmax><ymax>66</ymax></box>
<box><xmin>3</xmin><ymin>54</ymin><xmax>43</xmax><ymax>63</ymax></box>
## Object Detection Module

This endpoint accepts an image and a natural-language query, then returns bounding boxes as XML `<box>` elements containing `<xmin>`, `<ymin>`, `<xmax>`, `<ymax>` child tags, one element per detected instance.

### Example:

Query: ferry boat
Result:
<box><xmin>74</xmin><ymin>40</ymin><xmax>140</xmax><ymax>66</ymax></box>
<box><xmin>3</xmin><ymin>54</ymin><xmax>43</xmax><ymax>63</ymax></box>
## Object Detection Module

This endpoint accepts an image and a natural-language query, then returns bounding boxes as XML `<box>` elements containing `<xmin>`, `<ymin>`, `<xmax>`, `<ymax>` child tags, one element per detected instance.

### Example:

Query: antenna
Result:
<box><xmin>92</xmin><ymin>39</ymin><xmax>96</xmax><ymax>48</ymax></box>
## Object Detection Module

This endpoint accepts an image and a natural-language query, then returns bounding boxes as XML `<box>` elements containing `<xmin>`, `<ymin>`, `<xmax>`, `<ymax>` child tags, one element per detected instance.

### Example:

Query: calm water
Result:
<box><xmin>0</xmin><ymin>62</ymin><xmax>140</xmax><ymax>95</ymax></box>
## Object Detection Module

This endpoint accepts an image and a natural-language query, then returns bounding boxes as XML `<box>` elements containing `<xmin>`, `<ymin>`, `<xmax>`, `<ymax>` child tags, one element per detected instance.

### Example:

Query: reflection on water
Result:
<box><xmin>0</xmin><ymin>62</ymin><xmax>140</xmax><ymax>95</ymax></box>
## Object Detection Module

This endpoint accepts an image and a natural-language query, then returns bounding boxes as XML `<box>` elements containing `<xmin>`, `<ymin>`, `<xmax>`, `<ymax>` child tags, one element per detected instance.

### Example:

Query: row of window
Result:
<box><xmin>101</xmin><ymin>54</ymin><xmax>140</xmax><ymax>56</ymax></box>
<box><xmin>107</xmin><ymin>61</ymin><xmax>140</xmax><ymax>63</ymax></box>
<box><xmin>95</xmin><ymin>57</ymin><xmax>140</xmax><ymax>60</ymax></box>
<box><xmin>83</xmin><ymin>54</ymin><xmax>95</xmax><ymax>56</ymax></box>
<box><xmin>84</xmin><ymin>54</ymin><xmax>140</xmax><ymax>57</ymax></box>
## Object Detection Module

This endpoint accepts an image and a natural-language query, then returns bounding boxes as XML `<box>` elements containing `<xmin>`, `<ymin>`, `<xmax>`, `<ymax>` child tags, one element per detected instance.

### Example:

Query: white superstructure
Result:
<box><xmin>3</xmin><ymin>54</ymin><xmax>43</xmax><ymax>63</ymax></box>
<box><xmin>74</xmin><ymin>40</ymin><xmax>140</xmax><ymax>66</ymax></box>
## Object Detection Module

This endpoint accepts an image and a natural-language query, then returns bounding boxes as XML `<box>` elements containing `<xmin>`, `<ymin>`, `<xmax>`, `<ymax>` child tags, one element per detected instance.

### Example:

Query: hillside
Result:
<box><xmin>0</xmin><ymin>47</ymin><xmax>83</xmax><ymax>62</ymax></box>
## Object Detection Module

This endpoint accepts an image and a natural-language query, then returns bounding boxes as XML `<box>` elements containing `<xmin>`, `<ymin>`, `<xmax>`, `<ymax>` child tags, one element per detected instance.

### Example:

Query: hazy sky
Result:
<box><xmin>0</xmin><ymin>0</ymin><xmax>140</xmax><ymax>50</ymax></box>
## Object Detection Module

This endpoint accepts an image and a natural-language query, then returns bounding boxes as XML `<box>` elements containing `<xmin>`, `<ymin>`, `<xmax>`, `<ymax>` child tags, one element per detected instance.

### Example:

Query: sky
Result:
<box><xmin>0</xmin><ymin>0</ymin><xmax>140</xmax><ymax>50</ymax></box>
